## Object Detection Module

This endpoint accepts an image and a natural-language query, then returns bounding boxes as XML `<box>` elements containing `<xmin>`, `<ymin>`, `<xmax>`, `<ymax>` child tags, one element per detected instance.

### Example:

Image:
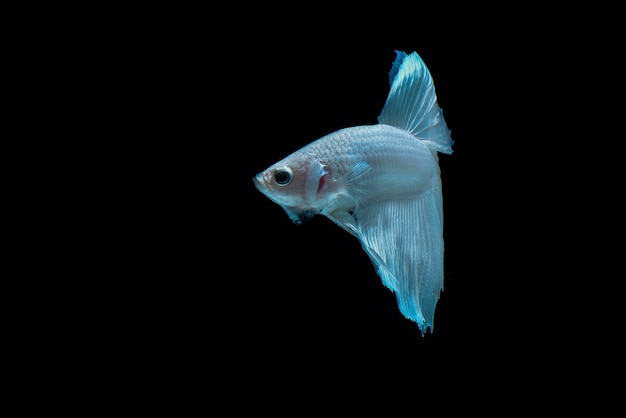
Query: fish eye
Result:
<box><xmin>273</xmin><ymin>167</ymin><xmax>292</xmax><ymax>186</ymax></box>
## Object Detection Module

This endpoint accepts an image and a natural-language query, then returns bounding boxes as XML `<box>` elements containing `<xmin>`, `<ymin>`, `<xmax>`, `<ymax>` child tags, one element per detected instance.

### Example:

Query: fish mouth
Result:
<box><xmin>253</xmin><ymin>173</ymin><xmax>272</xmax><ymax>198</ymax></box>
<box><xmin>253</xmin><ymin>173</ymin><xmax>264</xmax><ymax>189</ymax></box>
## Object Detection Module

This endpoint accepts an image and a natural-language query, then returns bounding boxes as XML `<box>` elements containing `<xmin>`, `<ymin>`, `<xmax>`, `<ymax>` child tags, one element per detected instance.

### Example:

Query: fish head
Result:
<box><xmin>253</xmin><ymin>152</ymin><xmax>328</xmax><ymax>224</ymax></box>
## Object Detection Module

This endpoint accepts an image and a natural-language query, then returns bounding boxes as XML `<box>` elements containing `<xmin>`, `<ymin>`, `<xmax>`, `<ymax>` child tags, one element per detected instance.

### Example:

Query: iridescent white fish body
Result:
<box><xmin>253</xmin><ymin>51</ymin><xmax>453</xmax><ymax>334</ymax></box>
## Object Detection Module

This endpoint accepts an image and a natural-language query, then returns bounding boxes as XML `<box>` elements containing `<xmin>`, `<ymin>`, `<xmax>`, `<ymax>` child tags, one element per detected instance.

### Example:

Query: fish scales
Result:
<box><xmin>301</xmin><ymin>124</ymin><xmax>438</xmax><ymax>202</ymax></box>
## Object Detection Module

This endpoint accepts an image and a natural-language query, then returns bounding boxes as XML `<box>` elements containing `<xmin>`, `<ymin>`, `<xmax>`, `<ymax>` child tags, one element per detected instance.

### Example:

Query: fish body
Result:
<box><xmin>253</xmin><ymin>51</ymin><xmax>453</xmax><ymax>334</ymax></box>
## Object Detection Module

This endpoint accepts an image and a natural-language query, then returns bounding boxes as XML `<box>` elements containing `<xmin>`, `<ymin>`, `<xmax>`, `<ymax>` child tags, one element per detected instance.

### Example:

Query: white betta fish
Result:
<box><xmin>253</xmin><ymin>51</ymin><xmax>453</xmax><ymax>334</ymax></box>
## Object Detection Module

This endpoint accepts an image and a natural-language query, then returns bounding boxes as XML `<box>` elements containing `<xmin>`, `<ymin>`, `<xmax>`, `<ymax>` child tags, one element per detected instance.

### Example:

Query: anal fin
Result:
<box><xmin>352</xmin><ymin>187</ymin><xmax>445</xmax><ymax>333</ymax></box>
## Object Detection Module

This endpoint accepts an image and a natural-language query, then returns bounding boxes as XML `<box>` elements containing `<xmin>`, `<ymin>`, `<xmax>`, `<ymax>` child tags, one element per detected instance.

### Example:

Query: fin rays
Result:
<box><xmin>378</xmin><ymin>51</ymin><xmax>453</xmax><ymax>155</ymax></box>
<box><xmin>354</xmin><ymin>187</ymin><xmax>444</xmax><ymax>334</ymax></box>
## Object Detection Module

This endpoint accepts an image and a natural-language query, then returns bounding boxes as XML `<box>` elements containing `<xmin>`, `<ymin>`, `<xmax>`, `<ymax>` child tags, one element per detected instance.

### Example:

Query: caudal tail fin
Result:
<box><xmin>378</xmin><ymin>51</ymin><xmax>453</xmax><ymax>155</ymax></box>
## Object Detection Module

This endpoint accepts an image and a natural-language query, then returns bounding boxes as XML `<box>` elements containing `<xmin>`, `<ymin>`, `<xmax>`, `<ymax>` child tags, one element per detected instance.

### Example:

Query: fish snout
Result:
<box><xmin>253</xmin><ymin>172</ymin><xmax>267</xmax><ymax>190</ymax></box>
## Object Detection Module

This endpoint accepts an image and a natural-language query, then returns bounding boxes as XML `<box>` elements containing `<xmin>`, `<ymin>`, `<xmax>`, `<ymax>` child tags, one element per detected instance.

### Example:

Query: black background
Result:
<box><xmin>96</xmin><ymin>7</ymin><xmax>618</xmax><ymax>412</ymax></box>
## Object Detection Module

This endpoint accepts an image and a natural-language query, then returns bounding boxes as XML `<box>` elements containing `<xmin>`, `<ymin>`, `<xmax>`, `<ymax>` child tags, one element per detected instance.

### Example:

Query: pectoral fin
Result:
<box><xmin>321</xmin><ymin>161</ymin><xmax>372</xmax><ymax>237</ymax></box>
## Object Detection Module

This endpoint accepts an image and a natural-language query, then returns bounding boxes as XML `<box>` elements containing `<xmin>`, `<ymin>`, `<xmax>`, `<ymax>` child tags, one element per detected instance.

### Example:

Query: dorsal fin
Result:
<box><xmin>378</xmin><ymin>51</ymin><xmax>453</xmax><ymax>155</ymax></box>
<box><xmin>387</xmin><ymin>50</ymin><xmax>407</xmax><ymax>86</ymax></box>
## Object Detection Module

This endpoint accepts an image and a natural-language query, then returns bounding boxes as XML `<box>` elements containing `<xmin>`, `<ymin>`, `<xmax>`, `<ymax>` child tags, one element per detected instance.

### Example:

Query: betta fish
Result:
<box><xmin>253</xmin><ymin>51</ymin><xmax>453</xmax><ymax>334</ymax></box>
